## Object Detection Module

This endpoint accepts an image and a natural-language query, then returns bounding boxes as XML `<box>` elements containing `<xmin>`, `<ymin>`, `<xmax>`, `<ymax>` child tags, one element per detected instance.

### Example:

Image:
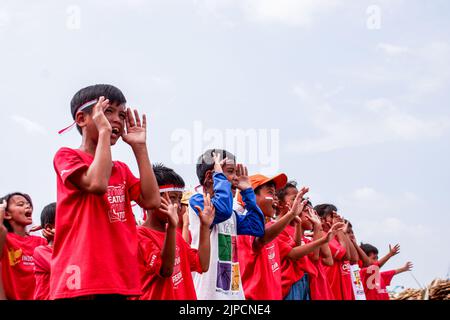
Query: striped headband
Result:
<box><xmin>159</xmin><ymin>184</ymin><xmax>185</xmax><ymax>193</ymax></box>
<box><xmin>58</xmin><ymin>99</ymin><xmax>98</xmax><ymax>134</ymax></box>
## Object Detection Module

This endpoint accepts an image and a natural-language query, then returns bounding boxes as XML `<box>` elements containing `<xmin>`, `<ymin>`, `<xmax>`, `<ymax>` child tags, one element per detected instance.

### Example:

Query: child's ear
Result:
<box><xmin>75</xmin><ymin>111</ymin><xmax>88</xmax><ymax>128</ymax></box>
<box><xmin>3</xmin><ymin>211</ymin><xmax>12</xmax><ymax>220</ymax></box>
<box><xmin>204</xmin><ymin>170</ymin><xmax>213</xmax><ymax>186</ymax></box>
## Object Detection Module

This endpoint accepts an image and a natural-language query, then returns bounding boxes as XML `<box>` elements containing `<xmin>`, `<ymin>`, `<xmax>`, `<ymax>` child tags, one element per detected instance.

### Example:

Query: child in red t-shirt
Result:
<box><xmin>237</xmin><ymin>174</ymin><xmax>313</xmax><ymax>300</ymax></box>
<box><xmin>32</xmin><ymin>203</ymin><xmax>56</xmax><ymax>300</ymax></box>
<box><xmin>276</xmin><ymin>182</ymin><xmax>343</xmax><ymax>300</ymax></box>
<box><xmin>51</xmin><ymin>84</ymin><xmax>161</xmax><ymax>300</ymax></box>
<box><xmin>136</xmin><ymin>164</ymin><xmax>214</xmax><ymax>300</ymax></box>
<box><xmin>0</xmin><ymin>193</ymin><xmax>47</xmax><ymax>300</ymax></box>
<box><xmin>315</xmin><ymin>204</ymin><xmax>354</xmax><ymax>300</ymax></box>
<box><xmin>360</xmin><ymin>243</ymin><xmax>413</xmax><ymax>300</ymax></box>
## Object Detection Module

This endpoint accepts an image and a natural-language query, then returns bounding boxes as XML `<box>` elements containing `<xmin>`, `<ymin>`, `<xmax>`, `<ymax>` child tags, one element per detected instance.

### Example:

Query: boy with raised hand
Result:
<box><xmin>32</xmin><ymin>202</ymin><xmax>56</xmax><ymax>300</ymax></box>
<box><xmin>136</xmin><ymin>189</ymin><xmax>214</xmax><ymax>300</ymax></box>
<box><xmin>360</xmin><ymin>243</ymin><xmax>413</xmax><ymax>300</ymax></box>
<box><xmin>189</xmin><ymin>149</ymin><xmax>265</xmax><ymax>300</ymax></box>
<box><xmin>315</xmin><ymin>204</ymin><xmax>353</xmax><ymax>300</ymax></box>
<box><xmin>237</xmin><ymin>175</ymin><xmax>319</xmax><ymax>300</ymax></box>
<box><xmin>51</xmin><ymin>84</ymin><xmax>160</xmax><ymax>300</ymax></box>
<box><xmin>275</xmin><ymin>183</ymin><xmax>343</xmax><ymax>300</ymax></box>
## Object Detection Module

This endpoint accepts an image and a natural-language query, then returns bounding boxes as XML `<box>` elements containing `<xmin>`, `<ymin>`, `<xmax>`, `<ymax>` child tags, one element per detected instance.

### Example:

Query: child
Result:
<box><xmin>32</xmin><ymin>202</ymin><xmax>56</xmax><ymax>300</ymax></box>
<box><xmin>136</xmin><ymin>164</ymin><xmax>213</xmax><ymax>300</ymax></box>
<box><xmin>179</xmin><ymin>191</ymin><xmax>193</xmax><ymax>244</ymax></box>
<box><xmin>360</xmin><ymin>243</ymin><xmax>412</xmax><ymax>300</ymax></box>
<box><xmin>51</xmin><ymin>84</ymin><xmax>160</xmax><ymax>299</ymax></box>
<box><xmin>189</xmin><ymin>149</ymin><xmax>265</xmax><ymax>300</ymax></box>
<box><xmin>0</xmin><ymin>193</ymin><xmax>47</xmax><ymax>300</ymax></box>
<box><xmin>276</xmin><ymin>182</ymin><xmax>343</xmax><ymax>300</ymax></box>
<box><xmin>237</xmin><ymin>174</ymin><xmax>307</xmax><ymax>300</ymax></box>
<box><xmin>315</xmin><ymin>204</ymin><xmax>354</xmax><ymax>300</ymax></box>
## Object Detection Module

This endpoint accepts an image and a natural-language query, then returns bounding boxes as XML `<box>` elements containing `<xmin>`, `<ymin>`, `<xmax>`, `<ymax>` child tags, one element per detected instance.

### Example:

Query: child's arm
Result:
<box><xmin>0</xmin><ymin>200</ymin><xmax>7</xmax><ymax>259</ymax></box>
<box><xmin>122</xmin><ymin>109</ymin><xmax>160</xmax><ymax>209</ymax></box>
<box><xmin>0</xmin><ymin>201</ymin><xmax>7</xmax><ymax>300</ymax></box>
<box><xmin>305</xmin><ymin>209</ymin><xmax>328</xmax><ymax>263</ymax></box>
<box><xmin>69</xmin><ymin>97</ymin><xmax>114</xmax><ymax>194</ymax></box>
<box><xmin>394</xmin><ymin>261</ymin><xmax>413</xmax><ymax>275</ymax></box>
<box><xmin>308</xmin><ymin>209</ymin><xmax>334</xmax><ymax>265</ymax></box>
<box><xmin>0</xmin><ymin>262</ymin><xmax>5</xmax><ymax>300</ymax></box>
<box><xmin>253</xmin><ymin>190</ymin><xmax>308</xmax><ymax>252</ymax></box>
<box><xmin>195</xmin><ymin>194</ymin><xmax>215</xmax><ymax>272</ymax></box>
<box><xmin>288</xmin><ymin>222</ymin><xmax>344</xmax><ymax>260</ymax></box>
<box><xmin>159</xmin><ymin>199</ymin><xmax>179</xmax><ymax>277</ymax></box>
<box><xmin>350</xmin><ymin>235</ymin><xmax>371</xmax><ymax>267</ymax></box>
<box><xmin>234</xmin><ymin>164</ymin><xmax>265</xmax><ymax>237</ymax></box>
<box><xmin>378</xmin><ymin>244</ymin><xmax>400</xmax><ymax>269</ymax></box>
<box><xmin>181</xmin><ymin>210</ymin><xmax>191</xmax><ymax>244</ymax></box>
<box><xmin>333</xmin><ymin>214</ymin><xmax>351</xmax><ymax>261</ymax></box>
<box><xmin>343</xmin><ymin>223</ymin><xmax>359</xmax><ymax>265</ymax></box>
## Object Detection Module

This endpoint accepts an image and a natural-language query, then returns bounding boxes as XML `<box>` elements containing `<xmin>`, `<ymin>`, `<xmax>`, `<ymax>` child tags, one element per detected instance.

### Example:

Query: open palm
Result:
<box><xmin>122</xmin><ymin>108</ymin><xmax>147</xmax><ymax>146</ymax></box>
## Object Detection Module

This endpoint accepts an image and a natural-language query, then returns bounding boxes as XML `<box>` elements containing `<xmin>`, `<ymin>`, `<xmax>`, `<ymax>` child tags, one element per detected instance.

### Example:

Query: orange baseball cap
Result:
<box><xmin>237</xmin><ymin>173</ymin><xmax>288</xmax><ymax>206</ymax></box>
<box><xmin>249</xmin><ymin>173</ymin><xmax>288</xmax><ymax>191</ymax></box>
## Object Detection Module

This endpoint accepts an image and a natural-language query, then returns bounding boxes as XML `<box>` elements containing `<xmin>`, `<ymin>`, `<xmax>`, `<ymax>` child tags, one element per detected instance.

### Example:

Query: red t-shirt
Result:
<box><xmin>302</xmin><ymin>237</ymin><xmax>335</xmax><ymax>300</ymax></box>
<box><xmin>33</xmin><ymin>245</ymin><xmax>53</xmax><ymax>300</ymax></box>
<box><xmin>136</xmin><ymin>226</ymin><xmax>202</xmax><ymax>300</ymax></box>
<box><xmin>341</xmin><ymin>260</ymin><xmax>354</xmax><ymax>300</ymax></box>
<box><xmin>51</xmin><ymin>147</ymin><xmax>142</xmax><ymax>299</ymax></box>
<box><xmin>360</xmin><ymin>263</ymin><xmax>395</xmax><ymax>300</ymax></box>
<box><xmin>276</xmin><ymin>225</ymin><xmax>319</xmax><ymax>298</ymax></box>
<box><xmin>176</xmin><ymin>228</ymin><xmax>192</xmax><ymax>245</ymax></box>
<box><xmin>1</xmin><ymin>233</ymin><xmax>47</xmax><ymax>300</ymax></box>
<box><xmin>324</xmin><ymin>237</ymin><xmax>347</xmax><ymax>300</ymax></box>
<box><xmin>237</xmin><ymin>232</ymin><xmax>282</xmax><ymax>300</ymax></box>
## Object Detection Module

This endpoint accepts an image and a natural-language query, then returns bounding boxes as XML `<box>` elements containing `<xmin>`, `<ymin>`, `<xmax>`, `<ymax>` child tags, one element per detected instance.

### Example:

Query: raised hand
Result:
<box><xmin>326</xmin><ymin>222</ymin><xmax>345</xmax><ymax>242</ymax></box>
<box><xmin>196</xmin><ymin>193</ymin><xmax>216</xmax><ymax>227</ymax></box>
<box><xmin>389</xmin><ymin>244</ymin><xmax>400</xmax><ymax>257</ymax></box>
<box><xmin>159</xmin><ymin>193</ymin><xmax>179</xmax><ymax>227</ymax></box>
<box><xmin>306</xmin><ymin>207</ymin><xmax>321</xmax><ymax>227</ymax></box>
<box><xmin>212</xmin><ymin>152</ymin><xmax>228</xmax><ymax>174</ymax></box>
<box><xmin>289</xmin><ymin>192</ymin><xmax>308</xmax><ymax>219</ymax></box>
<box><xmin>92</xmin><ymin>96</ymin><xmax>112</xmax><ymax>133</ymax></box>
<box><xmin>122</xmin><ymin>108</ymin><xmax>147</xmax><ymax>147</ymax></box>
<box><xmin>236</xmin><ymin>164</ymin><xmax>251</xmax><ymax>190</ymax></box>
<box><xmin>297</xmin><ymin>186</ymin><xmax>309</xmax><ymax>199</ymax></box>
<box><xmin>402</xmin><ymin>261</ymin><xmax>413</xmax><ymax>272</ymax></box>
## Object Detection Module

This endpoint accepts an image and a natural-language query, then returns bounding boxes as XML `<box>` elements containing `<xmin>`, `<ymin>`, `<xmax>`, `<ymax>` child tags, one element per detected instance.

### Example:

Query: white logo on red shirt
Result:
<box><xmin>107</xmin><ymin>182</ymin><xmax>127</xmax><ymax>223</ymax></box>
<box><xmin>266</xmin><ymin>243</ymin><xmax>279</xmax><ymax>273</ymax></box>
<box><xmin>172</xmin><ymin>246</ymin><xmax>183</xmax><ymax>287</ymax></box>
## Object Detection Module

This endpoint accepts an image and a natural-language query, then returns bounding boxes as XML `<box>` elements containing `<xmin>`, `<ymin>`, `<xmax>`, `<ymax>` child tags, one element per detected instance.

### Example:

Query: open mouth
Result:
<box><xmin>25</xmin><ymin>211</ymin><xmax>32</xmax><ymax>218</ymax></box>
<box><xmin>111</xmin><ymin>127</ymin><xmax>121</xmax><ymax>138</ymax></box>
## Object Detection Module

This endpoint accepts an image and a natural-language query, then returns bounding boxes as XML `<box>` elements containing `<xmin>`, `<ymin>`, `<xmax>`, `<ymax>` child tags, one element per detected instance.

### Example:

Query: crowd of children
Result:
<box><xmin>0</xmin><ymin>84</ymin><xmax>413</xmax><ymax>300</ymax></box>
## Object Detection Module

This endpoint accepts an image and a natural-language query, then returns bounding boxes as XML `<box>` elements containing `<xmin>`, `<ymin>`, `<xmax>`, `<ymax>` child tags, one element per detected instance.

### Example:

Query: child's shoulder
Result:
<box><xmin>33</xmin><ymin>243</ymin><xmax>52</xmax><ymax>257</ymax></box>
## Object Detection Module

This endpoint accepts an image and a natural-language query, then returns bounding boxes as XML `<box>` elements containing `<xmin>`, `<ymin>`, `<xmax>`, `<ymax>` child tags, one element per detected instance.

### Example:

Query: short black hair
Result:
<box><xmin>153</xmin><ymin>163</ymin><xmax>185</xmax><ymax>188</ymax></box>
<box><xmin>70</xmin><ymin>84</ymin><xmax>127</xmax><ymax>134</ymax></box>
<box><xmin>276</xmin><ymin>180</ymin><xmax>298</xmax><ymax>202</ymax></box>
<box><xmin>40</xmin><ymin>202</ymin><xmax>56</xmax><ymax>228</ymax></box>
<box><xmin>1</xmin><ymin>192</ymin><xmax>33</xmax><ymax>232</ymax></box>
<box><xmin>254</xmin><ymin>181</ymin><xmax>276</xmax><ymax>195</ymax></box>
<box><xmin>196</xmin><ymin>149</ymin><xmax>236</xmax><ymax>185</ymax></box>
<box><xmin>314</xmin><ymin>203</ymin><xmax>337</xmax><ymax>219</ymax></box>
<box><xmin>360</xmin><ymin>243</ymin><xmax>379</xmax><ymax>256</ymax></box>
<box><xmin>344</xmin><ymin>219</ymin><xmax>353</xmax><ymax>229</ymax></box>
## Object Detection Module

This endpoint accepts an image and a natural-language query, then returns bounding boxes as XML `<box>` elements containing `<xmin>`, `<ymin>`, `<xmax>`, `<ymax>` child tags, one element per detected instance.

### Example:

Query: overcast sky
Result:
<box><xmin>1</xmin><ymin>0</ymin><xmax>449</xmax><ymax>291</ymax></box>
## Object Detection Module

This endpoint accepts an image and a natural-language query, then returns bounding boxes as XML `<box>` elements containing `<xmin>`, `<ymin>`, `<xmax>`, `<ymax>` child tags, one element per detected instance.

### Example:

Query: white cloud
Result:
<box><xmin>11</xmin><ymin>115</ymin><xmax>47</xmax><ymax>135</ymax></box>
<box><xmin>193</xmin><ymin>0</ymin><xmax>341</xmax><ymax>26</ymax></box>
<box><xmin>377</xmin><ymin>43</ymin><xmax>410</xmax><ymax>56</ymax></box>
<box><xmin>285</xmin><ymin>85</ymin><xmax>450</xmax><ymax>154</ymax></box>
